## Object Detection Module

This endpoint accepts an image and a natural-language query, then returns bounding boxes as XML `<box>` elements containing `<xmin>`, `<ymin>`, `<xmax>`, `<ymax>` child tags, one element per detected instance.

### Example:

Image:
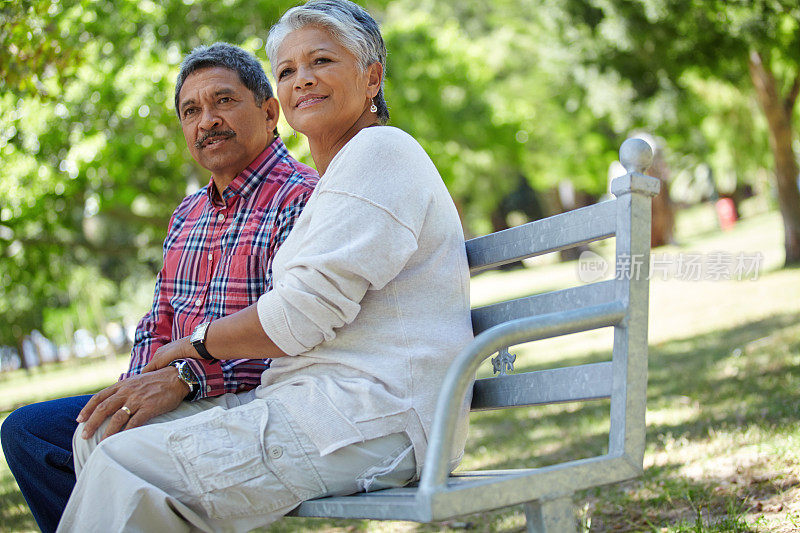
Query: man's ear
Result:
<box><xmin>262</xmin><ymin>97</ymin><xmax>281</xmax><ymax>133</ymax></box>
<box><xmin>366</xmin><ymin>62</ymin><xmax>383</xmax><ymax>99</ymax></box>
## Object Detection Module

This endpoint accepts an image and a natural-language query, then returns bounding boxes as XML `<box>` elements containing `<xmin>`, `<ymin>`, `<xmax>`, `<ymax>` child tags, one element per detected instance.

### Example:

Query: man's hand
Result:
<box><xmin>76</xmin><ymin>367</ymin><xmax>190</xmax><ymax>441</ymax></box>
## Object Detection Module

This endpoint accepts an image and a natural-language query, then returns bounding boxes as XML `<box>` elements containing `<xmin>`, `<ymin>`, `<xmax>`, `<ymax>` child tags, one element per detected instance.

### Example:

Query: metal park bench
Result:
<box><xmin>290</xmin><ymin>138</ymin><xmax>661</xmax><ymax>532</ymax></box>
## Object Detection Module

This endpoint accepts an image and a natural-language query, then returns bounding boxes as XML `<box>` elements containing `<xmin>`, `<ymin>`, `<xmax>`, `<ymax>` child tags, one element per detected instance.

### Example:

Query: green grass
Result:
<box><xmin>2</xmin><ymin>201</ymin><xmax>799</xmax><ymax>531</ymax></box>
<box><xmin>0</xmin><ymin>355</ymin><xmax>131</xmax><ymax>414</ymax></box>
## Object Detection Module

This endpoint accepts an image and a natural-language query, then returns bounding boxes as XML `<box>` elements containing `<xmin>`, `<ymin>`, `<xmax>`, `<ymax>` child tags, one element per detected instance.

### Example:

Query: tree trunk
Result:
<box><xmin>16</xmin><ymin>336</ymin><xmax>29</xmax><ymax>372</ymax></box>
<box><xmin>646</xmin><ymin>142</ymin><xmax>675</xmax><ymax>248</ymax></box>
<box><xmin>748</xmin><ymin>51</ymin><xmax>800</xmax><ymax>266</ymax></box>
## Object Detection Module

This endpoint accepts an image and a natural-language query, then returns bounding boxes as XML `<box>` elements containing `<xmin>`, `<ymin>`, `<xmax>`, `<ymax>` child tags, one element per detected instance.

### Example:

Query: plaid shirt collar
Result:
<box><xmin>206</xmin><ymin>137</ymin><xmax>291</xmax><ymax>207</ymax></box>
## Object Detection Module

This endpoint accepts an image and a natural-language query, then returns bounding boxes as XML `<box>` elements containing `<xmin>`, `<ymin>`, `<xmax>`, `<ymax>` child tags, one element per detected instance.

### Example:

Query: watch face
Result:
<box><xmin>181</xmin><ymin>365</ymin><xmax>199</xmax><ymax>385</ymax></box>
<box><xmin>172</xmin><ymin>361</ymin><xmax>198</xmax><ymax>386</ymax></box>
<box><xmin>191</xmin><ymin>321</ymin><xmax>209</xmax><ymax>343</ymax></box>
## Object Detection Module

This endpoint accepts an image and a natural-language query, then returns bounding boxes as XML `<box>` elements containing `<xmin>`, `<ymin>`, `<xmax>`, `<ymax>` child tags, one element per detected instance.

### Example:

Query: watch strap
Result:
<box><xmin>192</xmin><ymin>339</ymin><xmax>215</xmax><ymax>361</ymax></box>
<box><xmin>191</xmin><ymin>321</ymin><xmax>217</xmax><ymax>362</ymax></box>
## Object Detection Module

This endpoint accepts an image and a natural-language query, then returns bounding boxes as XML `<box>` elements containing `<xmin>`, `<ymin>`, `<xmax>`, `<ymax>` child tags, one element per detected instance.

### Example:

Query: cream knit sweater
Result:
<box><xmin>256</xmin><ymin>126</ymin><xmax>473</xmax><ymax>474</ymax></box>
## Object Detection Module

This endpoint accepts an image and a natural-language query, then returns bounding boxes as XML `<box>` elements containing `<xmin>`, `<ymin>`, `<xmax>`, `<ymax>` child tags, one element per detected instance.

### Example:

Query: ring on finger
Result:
<box><xmin>119</xmin><ymin>405</ymin><xmax>132</xmax><ymax>417</ymax></box>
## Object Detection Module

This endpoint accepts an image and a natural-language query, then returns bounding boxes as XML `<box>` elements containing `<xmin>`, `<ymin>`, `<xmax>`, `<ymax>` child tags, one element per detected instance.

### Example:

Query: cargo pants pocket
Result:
<box><xmin>167</xmin><ymin>401</ymin><xmax>326</xmax><ymax>520</ymax></box>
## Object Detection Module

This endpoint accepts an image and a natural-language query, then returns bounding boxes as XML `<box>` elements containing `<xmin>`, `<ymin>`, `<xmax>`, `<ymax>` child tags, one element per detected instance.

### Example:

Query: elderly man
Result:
<box><xmin>1</xmin><ymin>42</ymin><xmax>317</xmax><ymax>533</ymax></box>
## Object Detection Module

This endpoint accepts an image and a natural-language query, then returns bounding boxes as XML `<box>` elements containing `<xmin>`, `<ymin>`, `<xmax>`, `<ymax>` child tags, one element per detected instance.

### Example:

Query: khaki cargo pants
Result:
<box><xmin>58</xmin><ymin>391</ymin><xmax>415</xmax><ymax>532</ymax></box>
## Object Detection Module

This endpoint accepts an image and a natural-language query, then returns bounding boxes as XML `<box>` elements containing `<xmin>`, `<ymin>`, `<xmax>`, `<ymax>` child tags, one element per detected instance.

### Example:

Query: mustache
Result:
<box><xmin>195</xmin><ymin>130</ymin><xmax>236</xmax><ymax>148</ymax></box>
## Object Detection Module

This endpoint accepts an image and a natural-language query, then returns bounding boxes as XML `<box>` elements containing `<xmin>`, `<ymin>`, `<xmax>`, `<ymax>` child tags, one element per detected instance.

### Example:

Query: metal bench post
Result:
<box><xmin>608</xmin><ymin>139</ymin><xmax>660</xmax><ymax>466</ymax></box>
<box><xmin>523</xmin><ymin>495</ymin><xmax>576</xmax><ymax>533</ymax></box>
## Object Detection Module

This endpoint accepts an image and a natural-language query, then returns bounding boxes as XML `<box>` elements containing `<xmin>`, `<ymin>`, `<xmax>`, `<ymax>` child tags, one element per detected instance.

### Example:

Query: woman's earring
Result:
<box><xmin>370</xmin><ymin>99</ymin><xmax>378</xmax><ymax>113</ymax></box>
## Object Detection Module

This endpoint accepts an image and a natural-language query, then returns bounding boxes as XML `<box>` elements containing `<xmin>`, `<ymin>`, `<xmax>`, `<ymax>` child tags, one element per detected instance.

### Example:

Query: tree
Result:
<box><xmin>4</xmin><ymin>0</ymin><xmax>795</xmax><ymax>357</ymax></box>
<box><xmin>380</xmin><ymin>3</ymin><xmax>526</xmax><ymax>230</ymax></box>
<box><xmin>2</xmin><ymin>0</ymin><xmax>526</xmax><ymax>349</ymax></box>
<box><xmin>561</xmin><ymin>0</ymin><xmax>800</xmax><ymax>266</ymax></box>
<box><xmin>0</xmin><ymin>0</ymin><xmax>303</xmax><ymax>349</ymax></box>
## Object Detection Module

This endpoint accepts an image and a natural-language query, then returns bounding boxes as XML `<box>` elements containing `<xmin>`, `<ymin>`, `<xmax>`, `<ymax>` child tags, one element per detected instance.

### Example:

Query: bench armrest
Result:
<box><xmin>418</xmin><ymin>300</ymin><xmax>627</xmax><ymax>496</ymax></box>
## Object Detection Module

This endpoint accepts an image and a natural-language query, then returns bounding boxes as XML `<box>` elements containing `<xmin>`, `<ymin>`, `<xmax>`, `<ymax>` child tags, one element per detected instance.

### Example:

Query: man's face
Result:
<box><xmin>178</xmin><ymin>67</ymin><xmax>278</xmax><ymax>180</ymax></box>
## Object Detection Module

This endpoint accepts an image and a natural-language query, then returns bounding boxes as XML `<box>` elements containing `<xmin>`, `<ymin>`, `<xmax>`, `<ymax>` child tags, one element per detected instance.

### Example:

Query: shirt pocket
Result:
<box><xmin>209</xmin><ymin>254</ymin><xmax>267</xmax><ymax>312</ymax></box>
<box><xmin>164</xmin><ymin>248</ymin><xmax>207</xmax><ymax>314</ymax></box>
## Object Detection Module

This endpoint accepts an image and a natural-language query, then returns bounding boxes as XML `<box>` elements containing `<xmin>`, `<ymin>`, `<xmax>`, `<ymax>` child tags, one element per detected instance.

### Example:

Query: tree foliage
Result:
<box><xmin>560</xmin><ymin>0</ymin><xmax>800</xmax><ymax>264</ymax></box>
<box><xmin>0</xmin><ymin>0</ymin><xmax>301</xmax><ymax>347</ymax></box>
<box><xmin>1</xmin><ymin>0</ymin><xmax>796</xmax><ymax>351</ymax></box>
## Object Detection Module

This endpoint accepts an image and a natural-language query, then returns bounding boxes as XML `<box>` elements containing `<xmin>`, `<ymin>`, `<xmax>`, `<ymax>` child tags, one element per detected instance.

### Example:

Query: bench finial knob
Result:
<box><xmin>619</xmin><ymin>138</ymin><xmax>653</xmax><ymax>174</ymax></box>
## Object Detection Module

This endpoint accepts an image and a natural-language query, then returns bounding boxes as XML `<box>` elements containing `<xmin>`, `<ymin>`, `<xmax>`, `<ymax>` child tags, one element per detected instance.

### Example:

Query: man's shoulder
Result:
<box><xmin>172</xmin><ymin>185</ymin><xmax>210</xmax><ymax>220</ymax></box>
<box><xmin>267</xmin><ymin>153</ymin><xmax>319</xmax><ymax>201</ymax></box>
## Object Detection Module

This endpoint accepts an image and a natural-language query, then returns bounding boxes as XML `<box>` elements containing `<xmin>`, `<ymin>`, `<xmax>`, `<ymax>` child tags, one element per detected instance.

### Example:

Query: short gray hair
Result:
<box><xmin>174</xmin><ymin>42</ymin><xmax>274</xmax><ymax>119</ymax></box>
<box><xmin>265</xmin><ymin>0</ymin><xmax>389</xmax><ymax>124</ymax></box>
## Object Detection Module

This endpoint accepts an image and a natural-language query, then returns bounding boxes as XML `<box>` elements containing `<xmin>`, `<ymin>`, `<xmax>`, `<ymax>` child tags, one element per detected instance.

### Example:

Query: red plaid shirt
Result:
<box><xmin>122</xmin><ymin>138</ymin><xmax>318</xmax><ymax>399</ymax></box>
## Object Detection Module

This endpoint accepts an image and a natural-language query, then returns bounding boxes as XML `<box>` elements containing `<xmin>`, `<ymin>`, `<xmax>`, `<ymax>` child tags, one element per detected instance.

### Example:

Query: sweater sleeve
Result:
<box><xmin>256</xmin><ymin>188</ymin><xmax>419</xmax><ymax>355</ymax></box>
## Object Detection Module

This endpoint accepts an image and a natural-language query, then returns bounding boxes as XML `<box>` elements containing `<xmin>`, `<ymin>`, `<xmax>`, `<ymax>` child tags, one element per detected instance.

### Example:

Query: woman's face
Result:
<box><xmin>274</xmin><ymin>25</ymin><xmax>379</xmax><ymax>141</ymax></box>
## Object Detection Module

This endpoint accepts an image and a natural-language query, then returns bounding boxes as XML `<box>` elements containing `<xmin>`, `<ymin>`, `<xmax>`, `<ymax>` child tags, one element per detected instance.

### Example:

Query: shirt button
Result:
<box><xmin>207</xmin><ymin>252</ymin><xmax>213</xmax><ymax>261</ymax></box>
<box><xmin>268</xmin><ymin>445</ymin><xmax>283</xmax><ymax>459</ymax></box>
<box><xmin>217</xmin><ymin>213</ymin><xmax>225</xmax><ymax>222</ymax></box>
<box><xmin>194</xmin><ymin>299</ymin><xmax>202</xmax><ymax>307</ymax></box>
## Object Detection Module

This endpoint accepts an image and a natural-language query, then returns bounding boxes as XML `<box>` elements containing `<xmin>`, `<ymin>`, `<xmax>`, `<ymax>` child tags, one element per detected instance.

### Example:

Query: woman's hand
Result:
<box><xmin>142</xmin><ymin>306</ymin><xmax>286</xmax><ymax>373</ymax></box>
<box><xmin>143</xmin><ymin>337</ymin><xmax>198</xmax><ymax>373</ymax></box>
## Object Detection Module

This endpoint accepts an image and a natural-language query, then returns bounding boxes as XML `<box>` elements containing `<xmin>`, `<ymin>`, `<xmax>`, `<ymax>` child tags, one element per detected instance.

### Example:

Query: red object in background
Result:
<box><xmin>715</xmin><ymin>197</ymin><xmax>737</xmax><ymax>231</ymax></box>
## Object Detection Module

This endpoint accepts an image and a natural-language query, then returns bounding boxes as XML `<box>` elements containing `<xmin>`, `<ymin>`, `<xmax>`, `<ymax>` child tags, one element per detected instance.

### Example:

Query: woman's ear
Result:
<box><xmin>366</xmin><ymin>62</ymin><xmax>383</xmax><ymax>98</ymax></box>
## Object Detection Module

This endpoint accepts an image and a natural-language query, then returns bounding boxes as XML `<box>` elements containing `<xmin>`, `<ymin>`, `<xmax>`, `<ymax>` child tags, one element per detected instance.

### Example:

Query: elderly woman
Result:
<box><xmin>57</xmin><ymin>1</ymin><xmax>472</xmax><ymax>531</ymax></box>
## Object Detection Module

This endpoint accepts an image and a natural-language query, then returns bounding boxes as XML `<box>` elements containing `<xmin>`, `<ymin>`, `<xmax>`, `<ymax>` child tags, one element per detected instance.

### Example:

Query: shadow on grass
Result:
<box><xmin>265</xmin><ymin>311</ymin><xmax>800</xmax><ymax>531</ymax></box>
<box><xmin>646</xmin><ymin>311</ymin><xmax>800</xmax><ymax>438</ymax></box>
<box><xmin>469</xmin><ymin>310</ymin><xmax>800</xmax><ymax>471</ymax></box>
<box><xmin>582</xmin><ymin>466</ymin><xmax>760</xmax><ymax>532</ymax></box>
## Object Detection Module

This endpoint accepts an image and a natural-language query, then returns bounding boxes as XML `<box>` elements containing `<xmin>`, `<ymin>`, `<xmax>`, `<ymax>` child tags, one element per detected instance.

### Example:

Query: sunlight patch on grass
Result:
<box><xmin>647</xmin><ymin>400</ymin><xmax>702</xmax><ymax>428</ymax></box>
<box><xmin>0</xmin><ymin>355</ymin><xmax>128</xmax><ymax>414</ymax></box>
<box><xmin>632</xmin><ymin>424</ymin><xmax>800</xmax><ymax>532</ymax></box>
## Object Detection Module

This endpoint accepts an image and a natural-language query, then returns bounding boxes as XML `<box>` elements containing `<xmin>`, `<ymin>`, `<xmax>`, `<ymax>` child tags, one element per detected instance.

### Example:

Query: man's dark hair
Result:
<box><xmin>174</xmin><ymin>43</ymin><xmax>274</xmax><ymax>120</ymax></box>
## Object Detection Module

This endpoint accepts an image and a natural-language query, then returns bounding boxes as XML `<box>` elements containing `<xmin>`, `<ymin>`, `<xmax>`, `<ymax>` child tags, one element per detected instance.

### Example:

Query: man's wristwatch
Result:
<box><xmin>190</xmin><ymin>321</ymin><xmax>216</xmax><ymax>361</ymax></box>
<box><xmin>169</xmin><ymin>360</ymin><xmax>200</xmax><ymax>400</ymax></box>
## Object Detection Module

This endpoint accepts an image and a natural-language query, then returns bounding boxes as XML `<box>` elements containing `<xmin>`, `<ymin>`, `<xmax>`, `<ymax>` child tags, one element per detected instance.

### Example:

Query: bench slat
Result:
<box><xmin>291</xmin><ymin>492</ymin><xmax>427</xmax><ymax>521</ymax></box>
<box><xmin>471</xmin><ymin>280</ymin><xmax>617</xmax><ymax>335</ymax></box>
<box><xmin>293</xmin><ymin>454</ymin><xmax>639</xmax><ymax>522</ymax></box>
<box><xmin>470</xmin><ymin>361</ymin><xmax>612</xmax><ymax>410</ymax></box>
<box><xmin>425</xmin><ymin>454</ymin><xmax>638</xmax><ymax>520</ymax></box>
<box><xmin>466</xmin><ymin>200</ymin><xmax>616</xmax><ymax>273</ymax></box>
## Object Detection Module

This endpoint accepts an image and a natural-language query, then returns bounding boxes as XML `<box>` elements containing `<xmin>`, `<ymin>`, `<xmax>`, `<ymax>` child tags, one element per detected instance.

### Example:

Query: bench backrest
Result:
<box><xmin>464</xmin><ymin>138</ymin><xmax>660</xmax><ymax>463</ymax></box>
<box><xmin>290</xmin><ymin>139</ymin><xmax>661</xmax><ymax>523</ymax></box>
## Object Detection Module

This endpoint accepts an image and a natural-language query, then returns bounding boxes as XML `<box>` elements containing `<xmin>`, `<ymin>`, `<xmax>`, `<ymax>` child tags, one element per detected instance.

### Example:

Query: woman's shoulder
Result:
<box><xmin>354</xmin><ymin>125</ymin><xmax>419</xmax><ymax>146</ymax></box>
<box><xmin>342</xmin><ymin>126</ymin><xmax>430</xmax><ymax>166</ymax></box>
<box><xmin>325</xmin><ymin>126</ymin><xmax>437</xmax><ymax>189</ymax></box>
<box><xmin>322</xmin><ymin>126</ymin><xmax>441</xmax><ymax>216</ymax></box>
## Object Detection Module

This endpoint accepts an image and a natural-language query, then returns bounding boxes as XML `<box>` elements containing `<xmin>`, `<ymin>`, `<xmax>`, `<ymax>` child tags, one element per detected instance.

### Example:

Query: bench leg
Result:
<box><xmin>523</xmin><ymin>496</ymin><xmax>576</xmax><ymax>533</ymax></box>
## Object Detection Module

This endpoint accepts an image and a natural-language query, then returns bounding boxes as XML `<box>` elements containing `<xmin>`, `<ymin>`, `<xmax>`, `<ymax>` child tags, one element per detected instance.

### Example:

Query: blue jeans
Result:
<box><xmin>1</xmin><ymin>395</ymin><xmax>91</xmax><ymax>533</ymax></box>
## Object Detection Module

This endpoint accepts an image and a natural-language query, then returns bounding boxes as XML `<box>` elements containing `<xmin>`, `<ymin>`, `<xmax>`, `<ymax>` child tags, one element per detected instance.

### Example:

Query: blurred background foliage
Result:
<box><xmin>0</xmin><ymin>0</ymin><xmax>798</xmax><ymax>360</ymax></box>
